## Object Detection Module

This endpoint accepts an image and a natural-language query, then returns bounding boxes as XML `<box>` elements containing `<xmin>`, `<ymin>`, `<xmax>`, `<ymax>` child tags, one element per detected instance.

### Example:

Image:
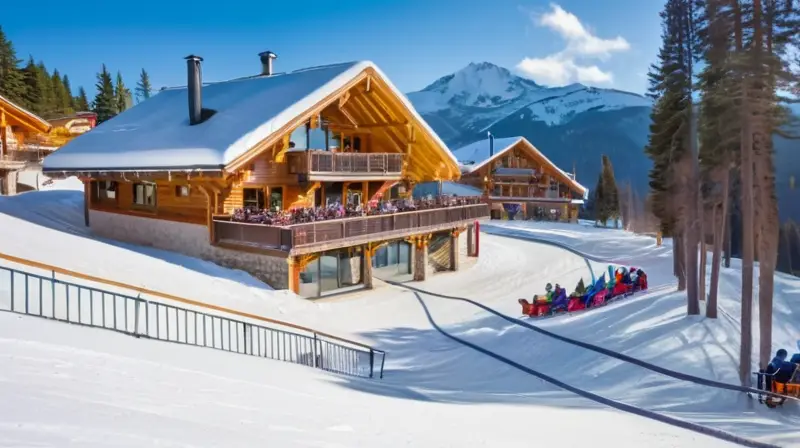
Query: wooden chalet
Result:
<box><xmin>0</xmin><ymin>94</ymin><xmax>54</xmax><ymax>195</ymax></box>
<box><xmin>451</xmin><ymin>136</ymin><xmax>587</xmax><ymax>221</ymax></box>
<box><xmin>48</xmin><ymin>112</ymin><xmax>97</xmax><ymax>136</ymax></box>
<box><xmin>43</xmin><ymin>52</ymin><xmax>489</xmax><ymax>297</ymax></box>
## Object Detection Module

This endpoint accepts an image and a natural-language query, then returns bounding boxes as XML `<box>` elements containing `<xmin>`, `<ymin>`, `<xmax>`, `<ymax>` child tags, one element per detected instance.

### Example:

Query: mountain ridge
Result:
<box><xmin>405</xmin><ymin>61</ymin><xmax>799</xmax><ymax>221</ymax></box>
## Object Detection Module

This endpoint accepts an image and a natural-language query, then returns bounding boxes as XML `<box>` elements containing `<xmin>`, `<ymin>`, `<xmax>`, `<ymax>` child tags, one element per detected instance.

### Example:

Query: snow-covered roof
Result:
<box><xmin>43</xmin><ymin>61</ymin><xmax>457</xmax><ymax>172</ymax></box>
<box><xmin>0</xmin><ymin>94</ymin><xmax>52</xmax><ymax>133</ymax></box>
<box><xmin>452</xmin><ymin>136</ymin><xmax>587</xmax><ymax>195</ymax></box>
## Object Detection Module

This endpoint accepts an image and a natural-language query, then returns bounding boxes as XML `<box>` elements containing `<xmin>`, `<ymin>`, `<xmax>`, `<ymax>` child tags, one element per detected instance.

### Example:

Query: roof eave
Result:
<box><xmin>42</xmin><ymin>164</ymin><xmax>226</xmax><ymax>174</ymax></box>
<box><xmin>0</xmin><ymin>94</ymin><xmax>52</xmax><ymax>134</ymax></box>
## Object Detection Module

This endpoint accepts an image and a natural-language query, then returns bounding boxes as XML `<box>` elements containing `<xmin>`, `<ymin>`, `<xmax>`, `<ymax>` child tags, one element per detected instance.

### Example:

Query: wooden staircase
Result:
<box><xmin>427</xmin><ymin>233</ymin><xmax>452</xmax><ymax>272</ymax></box>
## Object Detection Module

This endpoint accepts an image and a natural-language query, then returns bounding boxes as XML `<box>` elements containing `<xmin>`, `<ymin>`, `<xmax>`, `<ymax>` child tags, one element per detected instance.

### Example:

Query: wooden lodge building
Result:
<box><xmin>43</xmin><ymin>52</ymin><xmax>489</xmax><ymax>297</ymax></box>
<box><xmin>448</xmin><ymin>136</ymin><xmax>588</xmax><ymax>221</ymax></box>
<box><xmin>0</xmin><ymin>94</ymin><xmax>55</xmax><ymax>195</ymax></box>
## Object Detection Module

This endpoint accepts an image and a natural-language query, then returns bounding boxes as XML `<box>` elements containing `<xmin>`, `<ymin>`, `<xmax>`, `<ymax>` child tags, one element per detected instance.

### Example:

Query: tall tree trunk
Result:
<box><xmin>724</xmin><ymin>203</ymin><xmax>732</xmax><ymax>267</ymax></box>
<box><xmin>735</xmin><ymin>0</ymin><xmax>754</xmax><ymax>388</ymax></box>
<box><xmin>708</xmin><ymin>166</ymin><xmax>730</xmax><ymax>318</ymax></box>
<box><xmin>755</xmin><ymin>0</ymin><xmax>778</xmax><ymax>372</ymax></box>
<box><xmin>676</xmin><ymin>234</ymin><xmax>688</xmax><ymax>291</ymax></box>
<box><xmin>686</xmin><ymin>134</ymin><xmax>701</xmax><ymax>315</ymax></box>
<box><xmin>699</xmin><ymin>209</ymin><xmax>707</xmax><ymax>302</ymax></box>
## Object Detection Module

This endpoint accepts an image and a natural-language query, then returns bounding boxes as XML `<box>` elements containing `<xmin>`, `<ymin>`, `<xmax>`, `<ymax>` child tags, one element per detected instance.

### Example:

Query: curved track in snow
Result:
<box><xmin>450</xmin><ymin>229</ymin><xmax>798</xmax><ymax>403</ymax></box>
<box><xmin>404</xmin><ymin>289</ymin><xmax>778</xmax><ymax>448</ymax></box>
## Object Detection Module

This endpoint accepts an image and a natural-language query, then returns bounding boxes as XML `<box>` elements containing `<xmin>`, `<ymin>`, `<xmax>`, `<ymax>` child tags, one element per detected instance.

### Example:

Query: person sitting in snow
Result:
<box><xmin>768</xmin><ymin>349</ymin><xmax>799</xmax><ymax>383</ymax></box>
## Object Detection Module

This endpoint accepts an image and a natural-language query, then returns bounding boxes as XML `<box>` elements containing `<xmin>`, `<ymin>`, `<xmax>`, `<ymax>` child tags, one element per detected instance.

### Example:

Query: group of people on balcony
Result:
<box><xmin>231</xmin><ymin>194</ymin><xmax>481</xmax><ymax>226</ymax></box>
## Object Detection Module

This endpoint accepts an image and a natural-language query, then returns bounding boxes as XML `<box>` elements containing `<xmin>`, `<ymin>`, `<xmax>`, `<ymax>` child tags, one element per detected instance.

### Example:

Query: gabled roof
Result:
<box><xmin>43</xmin><ymin>61</ymin><xmax>458</xmax><ymax>173</ymax></box>
<box><xmin>0</xmin><ymin>94</ymin><xmax>52</xmax><ymax>134</ymax></box>
<box><xmin>452</xmin><ymin>136</ymin><xmax>587</xmax><ymax>195</ymax></box>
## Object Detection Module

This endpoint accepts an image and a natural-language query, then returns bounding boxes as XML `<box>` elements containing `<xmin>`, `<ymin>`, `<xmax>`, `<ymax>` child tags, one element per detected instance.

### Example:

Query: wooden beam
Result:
<box><xmin>339</xmin><ymin>91</ymin><xmax>351</xmax><ymax>109</ymax></box>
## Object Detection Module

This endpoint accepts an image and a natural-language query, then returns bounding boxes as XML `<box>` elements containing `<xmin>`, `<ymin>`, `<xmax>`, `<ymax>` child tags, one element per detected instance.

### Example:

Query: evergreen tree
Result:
<box><xmin>0</xmin><ymin>26</ymin><xmax>27</xmax><ymax>105</ymax></box>
<box><xmin>697</xmin><ymin>0</ymin><xmax>737</xmax><ymax>318</ymax></box>
<box><xmin>593</xmin><ymin>171</ymin><xmax>607</xmax><ymax>225</ymax></box>
<box><xmin>115</xmin><ymin>71</ymin><xmax>132</xmax><ymax>113</ymax></box>
<box><xmin>61</xmin><ymin>74</ymin><xmax>75</xmax><ymax>110</ymax></box>
<box><xmin>600</xmin><ymin>155</ymin><xmax>621</xmax><ymax>227</ymax></box>
<box><xmin>93</xmin><ymin>64</ymin><xmax>116</xmax><ymax>123</ymax></box>
<box><xmin>645</xmin><ymin>0</ymin><xmax>702</xmax><ymax>308</ymax></box>
<box><xmin>135</xmin><ymin>68</ymin><xmax>152</xmax><ymax>103</ymax></box>
<box><xmin>21</xmin><ymin>56</ymin><xmax>41</xmax><ymax>113</ymax></box>
<box><xmin>74</xmin><ymin>86</ymin><xmax>90</xmax><ymax>111</ymax></box>
<box><xmin>35</xmin><ymin>61</ymin><xmax>56</xmax><ymax>117</ymax></box>
<box><xmin>51</xmin><ymin>69</ymin><xmax>73</xmax><ymax>116</ymax></box>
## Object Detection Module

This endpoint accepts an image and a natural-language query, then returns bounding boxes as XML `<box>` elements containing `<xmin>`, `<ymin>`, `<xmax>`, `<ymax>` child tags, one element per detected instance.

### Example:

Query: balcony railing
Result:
<box><xmin>213</xmin><ymin>202</ymin><xmax>489</xmax><ymax>254</ymax></box>
<box><xmin>288</xmin><ymin>151</ymin><xmax>404</xmax><ymax>178</ymax></box>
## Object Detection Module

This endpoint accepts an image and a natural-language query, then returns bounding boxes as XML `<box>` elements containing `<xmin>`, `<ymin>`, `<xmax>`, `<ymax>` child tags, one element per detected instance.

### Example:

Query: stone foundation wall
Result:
<box><xmin>89</xmin><ymin>210</ymin><xmax>289</xmax><ymax>289</ymax></box>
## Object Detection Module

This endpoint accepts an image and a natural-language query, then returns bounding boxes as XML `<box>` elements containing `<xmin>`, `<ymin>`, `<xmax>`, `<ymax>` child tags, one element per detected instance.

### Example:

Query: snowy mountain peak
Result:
<box><xmin>407</xmin><ymin>62</ymin><xmax>652</xmax><ymax>129</ymax></box>
<box><xmin>413</xmin><ymin>62</ymin><xmax>542</xmax><ymax>112</ymax></box>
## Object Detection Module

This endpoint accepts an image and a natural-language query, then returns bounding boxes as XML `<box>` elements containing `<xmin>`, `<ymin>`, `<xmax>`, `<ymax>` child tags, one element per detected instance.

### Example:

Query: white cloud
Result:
<box><xmin>516</xmin><ymin>3</ymin><xmax>630</xmax><ymax>86</ymax></box>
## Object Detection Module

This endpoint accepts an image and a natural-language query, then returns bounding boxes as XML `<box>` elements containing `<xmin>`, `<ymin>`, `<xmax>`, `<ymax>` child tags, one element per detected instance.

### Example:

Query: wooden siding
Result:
<box><xmin>89</xmin><ymin>179</ymin><xmax>208</xmax><ymax>225</ymax></box>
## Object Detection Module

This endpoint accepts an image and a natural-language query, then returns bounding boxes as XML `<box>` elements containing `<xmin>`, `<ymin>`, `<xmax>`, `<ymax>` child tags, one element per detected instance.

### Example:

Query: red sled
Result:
<box><xmin>535</xmin><ymin>303</ymin><xmax>552</xmax><ymax>316</ymax></box>
<box><xmin>568</xmin><ymin>296</ymin><xmax>586</xmax><ymax>312</ymax></box>
<box><xmin>592</xmin><ymin>289</ymin><xmax>610</xmax><ymax>307</ymax></box>
<box><xmin>611</xmin><ymin>282</ymin><xmax>628</xmax><ymax>298</ymax></box>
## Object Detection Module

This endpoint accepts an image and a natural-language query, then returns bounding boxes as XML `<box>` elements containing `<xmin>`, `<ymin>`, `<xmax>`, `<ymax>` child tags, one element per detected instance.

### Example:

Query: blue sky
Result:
<box><xmin>3</xmin><ymin>0</ymin><xmax>662</xmax><ymax>98</ymax></box>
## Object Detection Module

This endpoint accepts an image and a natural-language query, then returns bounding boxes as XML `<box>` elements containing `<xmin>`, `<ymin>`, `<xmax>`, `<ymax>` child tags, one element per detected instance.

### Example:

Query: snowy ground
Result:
<box><xmin>1</xmin><ymin>185</ymin><xmax>799</xmax><ymax>447</ymax></box>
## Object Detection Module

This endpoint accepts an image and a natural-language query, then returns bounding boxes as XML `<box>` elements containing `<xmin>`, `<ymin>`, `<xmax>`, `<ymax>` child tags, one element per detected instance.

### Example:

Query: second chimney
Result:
<box><xmin>259</xmin><ymin>51</ymin><xmax>277</xmax><ymax>76</ymax></box>
<box><xmin>488</xmin><ymin>132</ymin><xmax>495</xmax><ymax>157</ymax></box>
<box><xmin>185</xmin><ymin>55</ymin><xmax>203</xmax><ymax>125</ymax></box>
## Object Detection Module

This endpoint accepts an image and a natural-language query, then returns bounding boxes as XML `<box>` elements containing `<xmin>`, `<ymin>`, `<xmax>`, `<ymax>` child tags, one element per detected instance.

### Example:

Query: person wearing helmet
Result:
<box><xmin>544</xmin><ymin>283</ymin><xmax>554</xmax><ymax>303</ymax></box>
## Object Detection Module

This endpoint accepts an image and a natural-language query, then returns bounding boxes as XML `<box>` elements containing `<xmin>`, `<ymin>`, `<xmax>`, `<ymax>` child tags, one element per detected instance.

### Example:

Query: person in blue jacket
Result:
<box><xmin>790</xmin><ymin>340</ymin><xmax>800</xmax><ymax>364</ymax></box>
<box><xmin>768</xmin><ymin>349</ymin><xmax>799</xmax><ymax>383</ymax></box>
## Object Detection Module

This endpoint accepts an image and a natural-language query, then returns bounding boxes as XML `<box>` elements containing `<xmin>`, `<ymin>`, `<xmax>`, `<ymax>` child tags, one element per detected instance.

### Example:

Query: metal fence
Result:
<box><xmin>0</xmin><ymin>265</ymin><xmax>385</xmax><ymax>379</ymax></box>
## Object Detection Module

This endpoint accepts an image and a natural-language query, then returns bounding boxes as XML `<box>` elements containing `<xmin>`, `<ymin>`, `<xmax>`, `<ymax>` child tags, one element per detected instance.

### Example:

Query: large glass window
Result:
<box><xmin>243</xmin><ymin>188</ymin><xmax>264</xmax><ymax>210</ymax></box>
<box><xmin>132</xmin><ymin>182</ymin><xmax>156</xmax><ymax>208</ymax></box>
<box><xmin>372</xmin><ymin>242</ymin><xmax>411</xmax><ymax>280</ymax></box>
<box><xmin>92</xmin><ymin>180</ymin><xmax>117</xmax><ymax>202</ymax></box>
<box><xmin>300</xmin><ymin>248</ymin><xmax>365</xmax><ymax>297</ymax></box>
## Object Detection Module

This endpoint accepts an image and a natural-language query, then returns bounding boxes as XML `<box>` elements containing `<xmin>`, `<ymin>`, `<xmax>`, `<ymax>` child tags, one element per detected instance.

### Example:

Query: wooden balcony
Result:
<box><xmin>489</xmin><ymin>187</ymin><xmax>569</xmax><ymax>202</ymax></box>
<box><xmin>287</xmin><ymin>151</ymin><xmax>404</xmax><ymax>181</ymax></box>
<box><xmin>213</xmin><ymin>202</ymin><xmax>489</xmax><ymax>256</ymax></box>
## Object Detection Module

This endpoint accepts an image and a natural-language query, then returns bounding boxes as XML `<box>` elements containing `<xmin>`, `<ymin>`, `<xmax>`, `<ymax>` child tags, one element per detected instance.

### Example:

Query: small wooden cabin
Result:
<box><xmin>43</xmin><ymin>53</ymin><xmax>488</xmax><ymax>297</ymax></box>
<box><xmin>0</xmin><ymin>94</ymin><xmax>53</xmax><ymax>194</ymax></box>
<box><xmin>450</xmin><ymin>136</ymin><xmax>587</xmax><ymax>221</ymax></box>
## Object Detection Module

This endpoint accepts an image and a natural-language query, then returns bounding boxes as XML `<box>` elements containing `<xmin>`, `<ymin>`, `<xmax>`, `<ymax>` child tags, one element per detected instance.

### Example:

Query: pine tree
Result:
<box><xmin>593</xmin><ymin>171</ymin><xmax>607</xmax><ymax>225</ymax></box>
<box><xmin>35</xmin><ymin>61</ymin><xmax>56</xmax><ymax>117</ymax></box>
<box><xmin>51</xmin><ymin>69</ymin><xmax>73</xmax><ymax>116</ymax></box>
<box><xmin>93</xmin><ymin>64</ymin><xmax>116</xmax><ymax>123</ymax></box>
<box><xmin>646</xmin><ymin>0</ymin><xmax>703</xmax><ymax>309</ymax></box>
<box><xmin>135</xmin><ymin>68</ymin><xmax>152</xmax><ymax>103</ymax></box>
<box><xmin>115</xmin><ymin>71</ymin><xmax>132</xmax><ymax>113</ymax></box>
<box><xmin>600</xmin><ymin>155</ymin><xmax>621</xmax><ymax>227</ymax></box>
<box><xmin>21</xmin><ymin>56</ymin><xmax>41</xmax><ymax>113</ymax></box>
<box><xmin>61</xmin><ymin>74</ymin><xmax>75</xmax><ymax>110</ymax></box>
<box><xmin>697</xmin><ymin>0</ymin><xmax>737</xmax><ymax>318</ymax></box>
<box><xmin>0</xmin><ymin>26</ymin><xmax>27</xmax><ymax>105</ymax></box>
<box><xmin>75</xmin><ymin>87</ymin><xmax>90</xmax><ymax>111</ymax></box>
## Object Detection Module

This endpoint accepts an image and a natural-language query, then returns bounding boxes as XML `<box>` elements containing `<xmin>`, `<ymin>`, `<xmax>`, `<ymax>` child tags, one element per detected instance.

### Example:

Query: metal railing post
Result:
<box><xmin>9</xmin><ymin>270</ymin><xmax>14</xmax><ymax>312</ymax></box>
<box><xmin>313</xmin><ymin>333</ymin><xmax>319</xmax><ymax>368</ymax></box>
<box><xmin>369</xmin><ymin>349</ymin><xmax>375</xmax><ymax>378</ymax></box>
<box><xmin>133</xmin><ymin>295</ymin><xmax>141</xmax><ymax>337</ymax></box>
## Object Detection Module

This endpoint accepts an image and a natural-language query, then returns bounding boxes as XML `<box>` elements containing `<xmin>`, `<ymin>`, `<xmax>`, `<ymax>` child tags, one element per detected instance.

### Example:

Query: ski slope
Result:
<box><xmin>1</xmin><ymin>185</ymin><xmax>800</xmax><ymax>446</ymax></box>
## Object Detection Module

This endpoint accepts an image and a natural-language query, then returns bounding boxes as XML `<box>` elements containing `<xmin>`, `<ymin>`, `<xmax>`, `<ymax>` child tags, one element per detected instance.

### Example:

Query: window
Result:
<box><xmin>133</xmin><ymin>182</ymin><xmax>157</xmax><ymax>208</ymax></box>
<box><xmin>92</xmin><ymin>180</ymin><xmax>117</xmax><ymax>202</ymax></box>
<box><xmin>243</xmin><ymin>188</ymin><xmax>264</xmax><ymax>210</ymax></box>
<box><xmin>175</xmin><ymin>185</ymin><xmax>191</xmax><ymax>197</ymax></box>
